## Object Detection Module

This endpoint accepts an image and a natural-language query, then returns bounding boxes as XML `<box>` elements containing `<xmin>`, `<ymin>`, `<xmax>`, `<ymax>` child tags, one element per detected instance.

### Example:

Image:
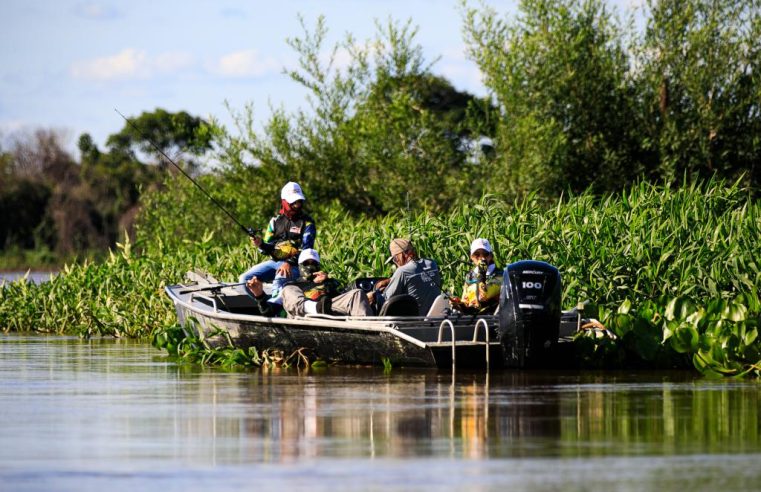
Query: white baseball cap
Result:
<box><xmin>281</xmin><ymin>181</ymin><xmax>306</xmax><ymax>204</ymax></box>
<box><xmin>298</xmin><ymin>248</ymin><xmax>320</xmax><ymax>264</ymax></box>
<box><xmin>470</xmin><ymin>238</ymin><xmax>493</xmax><ymax>255</ymax></box>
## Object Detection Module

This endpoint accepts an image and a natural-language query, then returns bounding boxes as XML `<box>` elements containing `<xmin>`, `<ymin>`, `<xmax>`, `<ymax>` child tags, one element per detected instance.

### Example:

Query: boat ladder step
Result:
<box><xmin>427</xmin><ymin>341</ymin><xmax>501</xmax><ymax>348</ymax></box>
<box><xmin>435</xmin><ymin>318</ymin><xmax>495</xmax><ymax>371</ymax></box>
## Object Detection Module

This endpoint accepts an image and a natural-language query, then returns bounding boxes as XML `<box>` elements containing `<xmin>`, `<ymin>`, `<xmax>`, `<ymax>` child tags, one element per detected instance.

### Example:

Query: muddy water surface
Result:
<box><xmin>0</xmin><ymin>334</ymin><xmax>759</xmax><ymax>491</ymax></box>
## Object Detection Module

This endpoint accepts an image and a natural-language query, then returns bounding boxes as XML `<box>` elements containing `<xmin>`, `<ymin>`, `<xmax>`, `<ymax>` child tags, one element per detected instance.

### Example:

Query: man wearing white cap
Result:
<box><xmin>451</xmin><ymin>238</ymin><xmax>503</xmax><ymax>314</ymax></box>
<box><xmin>246</xmin><ymin>248</ymin><xmax>373</xmax><ymax>317</ymax></box>
<box><xmin>239</xmin><ymin>181</ymin><xmax>316</xmax><ymax>304</ymax></box>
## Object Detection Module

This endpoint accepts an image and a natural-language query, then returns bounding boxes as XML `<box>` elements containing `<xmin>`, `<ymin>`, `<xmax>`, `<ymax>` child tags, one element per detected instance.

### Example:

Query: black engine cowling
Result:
<box><xmin>498</xmin><ymin>260</ymin><xmax>561</xmax><ymax>368</ymax></box>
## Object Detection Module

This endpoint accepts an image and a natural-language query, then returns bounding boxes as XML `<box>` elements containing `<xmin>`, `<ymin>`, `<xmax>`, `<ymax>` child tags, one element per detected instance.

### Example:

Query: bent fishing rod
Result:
<box><xmin>115</xmin><ymin>108</ymin><xmax>259</xmax><ymax>238</ymax></box>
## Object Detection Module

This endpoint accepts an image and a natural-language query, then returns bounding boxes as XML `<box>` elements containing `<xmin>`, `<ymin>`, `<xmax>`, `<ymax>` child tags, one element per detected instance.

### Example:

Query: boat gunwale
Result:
<box><xmin>165</xmin><ymin>284</ymin><xmax>502</xmax><ymax>348</ymax></box>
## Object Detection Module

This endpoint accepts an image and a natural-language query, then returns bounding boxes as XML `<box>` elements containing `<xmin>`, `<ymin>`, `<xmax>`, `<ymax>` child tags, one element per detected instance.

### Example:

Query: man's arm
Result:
<box><xmin>382</xmin><ymin>269</ymin><xmax>405</xmax><ymax>300</ymax></box>
<box><xmin>257</xmin><ymin>217</ymin><xmax>277</xmax><ymax>255</ymax></box>
<box><xmin>301</xmin><ymin>219</ymin><xmax>316</xmax><ymax>250</ymax></box>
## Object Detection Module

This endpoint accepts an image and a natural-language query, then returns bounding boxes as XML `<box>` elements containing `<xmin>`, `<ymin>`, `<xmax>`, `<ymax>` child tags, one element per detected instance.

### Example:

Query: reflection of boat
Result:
<box><xmin>165</xmin><ymin>261</ymin><xmax>583</xmax><ymax>369</ymax></box>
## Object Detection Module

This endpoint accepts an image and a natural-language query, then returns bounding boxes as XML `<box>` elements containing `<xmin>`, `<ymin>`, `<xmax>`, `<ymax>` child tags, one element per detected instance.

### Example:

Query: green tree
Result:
<box><xmin>78</xmin><ymin>133</ymin><xmax>161</xmax><ymax>246</ymax></box>
<box><xmin>463</xmin><ymin>0</ymin><xmax>644</xmax><ymax>198</ymax></box>
<box><xmin>107</xmin><ymin>108</ymin><xmax>213</xmax><ymax>164</ymax></box>
<box><xmin>635</xmin><ymin>0</ymin><xmax>761</xmax><ymax>188</ymax></box>
<box><xmin>211</xmin><ymin>16</ymin><xmax>490</xmax><ymax>218</ymax></box>
<box><xmin>83</xmin><ymin>109</ymin><xmax>214</xmax><ymax>246</ymax></box>
<box><xmin>0</xmin><ymin>130</ymin><xmax>77</xmax><ymax>254</ymax></box>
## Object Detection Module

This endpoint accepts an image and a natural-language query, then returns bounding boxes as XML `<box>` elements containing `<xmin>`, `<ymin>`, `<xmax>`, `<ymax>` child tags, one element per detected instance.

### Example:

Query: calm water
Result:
<box><xmin>0</xmin><ymin>334</ymin><xmax>759</xmax><ymax>491</ymax></box>
<box><xmin>0</xmin><ymin>271</ymin><xmax>56</xmax><ymax>284</ymax></box>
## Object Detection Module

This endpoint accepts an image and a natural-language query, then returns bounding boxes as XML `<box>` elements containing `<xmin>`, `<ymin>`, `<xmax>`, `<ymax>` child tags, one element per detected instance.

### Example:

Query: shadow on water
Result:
<box><xmin>0</xmin><ymin>334</ymin><xmax>759</xmax><ymax>491</ymax></box>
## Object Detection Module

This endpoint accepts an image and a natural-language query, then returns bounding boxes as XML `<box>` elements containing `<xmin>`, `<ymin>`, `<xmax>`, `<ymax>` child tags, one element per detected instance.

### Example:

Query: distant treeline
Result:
<box><xmin>0</xmin><ymin>110</ymin><xmax>210</xmax><ymax>264</ymax></box>
<box><xmin>1</xmin><ymin>0</ymin><xmax>759</xmax><ymax>262</ymax></box>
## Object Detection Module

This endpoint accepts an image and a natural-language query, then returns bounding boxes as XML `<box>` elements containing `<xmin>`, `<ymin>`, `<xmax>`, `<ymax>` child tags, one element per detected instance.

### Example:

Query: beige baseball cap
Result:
<box><xmin>386</xmin><ymin>238</ymin><xmax>412</xmax><ymax>264</ymax></box>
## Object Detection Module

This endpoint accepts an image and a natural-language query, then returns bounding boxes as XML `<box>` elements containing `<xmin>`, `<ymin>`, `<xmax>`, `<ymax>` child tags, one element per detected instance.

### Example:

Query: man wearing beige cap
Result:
<box><xmin>371</xmin><ymin>238</ymin><xmax>442</xmax><ymax>316</ymax></box>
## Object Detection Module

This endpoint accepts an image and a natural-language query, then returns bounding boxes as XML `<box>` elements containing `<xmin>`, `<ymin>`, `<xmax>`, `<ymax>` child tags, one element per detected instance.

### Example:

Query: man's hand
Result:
<box><xmin>374</xmin><ymin>278</ymin><xmax>390</xmax><ymax>292</ymax></box>
<box><xmin>249</xmin><ymin>236</ymin><xmax>262</xmax><ymax>248</ymax></box>
<box><xmin>246</xmin><ymin>276</ymin><xmax>264</xmax><ymax>297</ymax></box>
<box><xmin>312</xmin><ymin>271</ymin><xmax>328</xmax><ymax>284</ymax></box>
<box><xmin>276</xmin><ymin>262</ymin><xmax>293</xmax><ymax>278</ymax></box>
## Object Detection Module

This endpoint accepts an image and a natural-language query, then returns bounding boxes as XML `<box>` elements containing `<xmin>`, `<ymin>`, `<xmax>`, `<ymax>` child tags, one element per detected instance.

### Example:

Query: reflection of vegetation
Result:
<box><xmin>152</xmin><ymin>369</ymin><xmax>759</xmax><ymax>460</ymax></box>
<box><xmin>559</xmin><ymin>377</ymin><xmax>760</xmax><ymax>456</ymax></box>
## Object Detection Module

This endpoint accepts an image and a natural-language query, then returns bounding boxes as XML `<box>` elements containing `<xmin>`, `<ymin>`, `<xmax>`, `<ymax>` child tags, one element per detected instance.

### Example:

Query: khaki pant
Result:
<box><xmin>281</xmin><ymin>285</ymin><xmax>373</xmax><ymax>317</ymax></box>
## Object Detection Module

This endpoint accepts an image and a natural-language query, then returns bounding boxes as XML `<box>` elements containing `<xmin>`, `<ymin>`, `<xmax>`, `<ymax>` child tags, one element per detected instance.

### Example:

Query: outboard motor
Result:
<box><xmin>498</xmin><ymin>260</ymin><xmax>561</xmax><ymax>368</ymax></box>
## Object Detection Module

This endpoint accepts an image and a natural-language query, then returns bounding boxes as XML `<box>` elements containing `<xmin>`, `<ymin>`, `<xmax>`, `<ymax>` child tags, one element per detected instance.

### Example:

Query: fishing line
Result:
<box><xmin>115</xmin><ymin>108</ymin><xmax>258</xmax><ymax>238</ymax></box>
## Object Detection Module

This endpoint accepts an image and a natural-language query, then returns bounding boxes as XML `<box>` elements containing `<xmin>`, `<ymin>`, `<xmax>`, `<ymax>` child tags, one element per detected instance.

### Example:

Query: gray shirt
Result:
<box><xmin>382</xmin><ymin>258</ymin><xmax>442</xmax><ymax>315</ymax></box>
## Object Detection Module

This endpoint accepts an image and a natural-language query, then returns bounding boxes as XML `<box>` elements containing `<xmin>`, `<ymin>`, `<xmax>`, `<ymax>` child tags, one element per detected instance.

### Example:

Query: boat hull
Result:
<box><xmin>170</xmin><ymin>286</ymin><xmax>500</xmax><ymax>368</ymax></box>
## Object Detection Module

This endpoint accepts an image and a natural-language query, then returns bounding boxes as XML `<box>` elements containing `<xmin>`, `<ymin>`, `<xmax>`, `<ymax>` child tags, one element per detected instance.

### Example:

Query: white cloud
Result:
<box><xmin>69</xmin><ymin>49</ymin><xmax>195</xmax><ymax>81</ymax></box>
<box><xmin>70</xmin><ymin>49</ymin><xmax>148</xmax><ymax>80</ymax></box>
<box><xmin>212</xmin><ymin>50</ymin><xmax>281</xmax><ymax>78</ymax></box>
<box><xmin>72</xmin><ymin>2</ymin><xmax>121</xmax><ymax>20</ymax></box>
<box><xmin>438</xmin><ymin>47</ymin><xmax>487</xmax><ymax>95</ymax></box>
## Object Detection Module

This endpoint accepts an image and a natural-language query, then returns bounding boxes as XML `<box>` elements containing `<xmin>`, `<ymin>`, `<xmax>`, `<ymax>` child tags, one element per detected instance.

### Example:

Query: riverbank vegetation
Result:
<box><xmin>1</xmin><ymin>0</ymin><xmax>759</xmax><ymax>376</ymax></box>
<box><xmin>2</xmin><ymin>180</ymin><xmax>758</xmax><ymax>376</ymax></box>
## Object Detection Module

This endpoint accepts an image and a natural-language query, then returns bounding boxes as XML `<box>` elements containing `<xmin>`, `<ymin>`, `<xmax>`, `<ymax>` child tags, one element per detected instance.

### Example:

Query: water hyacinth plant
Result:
<box><xmin>1</xmin><ymin>179</ymin><xmax>759</xmax><ymax>377</ymax></box>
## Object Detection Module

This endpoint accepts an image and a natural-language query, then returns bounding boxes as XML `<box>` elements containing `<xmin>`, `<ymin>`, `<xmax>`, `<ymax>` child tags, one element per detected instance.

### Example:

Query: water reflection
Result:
<box><xmin>1</xmin><ymin>334</ymin><xmax>759</xmax><ymax>491</ymax></box>
<box><xmin>117</xmin><ymin>364</ymin><xmax>759</xmax><ymax>463</ymax></box>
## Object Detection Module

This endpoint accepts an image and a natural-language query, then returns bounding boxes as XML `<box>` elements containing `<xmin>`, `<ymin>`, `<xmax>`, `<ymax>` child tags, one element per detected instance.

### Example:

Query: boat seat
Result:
<box><xmin>425</xmin><ymin>293</ymin><xmax>450</xmax><ymax>317</ymax></box>
<box><xmin>379</xmin><ymin>294</ymin><xmax>419</xmax><ymax>317</ymax></box>
<box><xmin>348</xmin><ymin>277</ymin><xmax>387</xmax><ymax>293</ymax></box>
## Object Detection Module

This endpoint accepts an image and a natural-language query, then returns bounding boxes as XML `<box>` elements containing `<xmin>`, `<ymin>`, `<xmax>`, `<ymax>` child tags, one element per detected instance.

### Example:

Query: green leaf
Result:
<box><xmin>670</xmin><ymin>322</ymin><xmax>699</xmax><ymax>354</ymax></box>
<box><xmin>743</xmin><ymin>328</ymin><xmax>758</xmax><ymax>347</ymax></box>
<box><xmin>722</xmin><ymin>302</ymin><xmax>748</xmax><ymax>322</ymax></box>
<box><xmin>665</xmin><ymin>297</ymin><xmax>697</xmax><ymax>321</ymax></box>
<box><xmin>617</xmin><ymin>299</ymin><xmax>632</xmax><ymax>315</ymax></box>
<box><xmin>692</xmin><ymin>353</ymin><xmax>724</xmax><ymax>379</ymax></box>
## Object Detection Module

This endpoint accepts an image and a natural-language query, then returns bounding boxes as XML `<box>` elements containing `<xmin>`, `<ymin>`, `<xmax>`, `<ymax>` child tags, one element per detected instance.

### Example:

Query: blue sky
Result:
<box><xmin>1</xmin><ymin>0</ymin><xmax>637</xmax><ymax>155</ymax></box>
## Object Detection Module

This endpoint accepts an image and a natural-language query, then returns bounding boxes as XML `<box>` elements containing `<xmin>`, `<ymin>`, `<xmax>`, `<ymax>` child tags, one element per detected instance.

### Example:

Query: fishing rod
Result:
<box><xmin>114</xmin><ymin>108</ymin><xmax>259</xmax><ymax>238</ymax></box>
<box><xmin>406</xmin><ymin>191</ymin><xmax>413</xmax><ymax>239</ymax></box>
<box><xmin>178</xmin><ymin>281</ymin><xmax>247</xmax><ymax>294</ymax></box>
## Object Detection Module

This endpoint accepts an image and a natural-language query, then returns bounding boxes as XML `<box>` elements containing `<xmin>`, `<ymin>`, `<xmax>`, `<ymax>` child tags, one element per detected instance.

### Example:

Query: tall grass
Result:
<box><xmin>1</xmin><ymin>179</ymin><xmax>758</xmax><ymax>376</ymax></box>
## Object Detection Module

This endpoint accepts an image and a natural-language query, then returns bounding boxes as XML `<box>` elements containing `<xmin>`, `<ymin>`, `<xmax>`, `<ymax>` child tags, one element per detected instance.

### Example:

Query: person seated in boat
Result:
<box><xmin>449</xmin><ymin>238</ymin><xmax>503</xmax><ymax>315</ymax></box>
<box><xmin>370</xmin><ymin>238</ymin><xmax>442</xmax><ymax>316</ymax></box>
<box><xmin>239</xmin><ymin>181</ymin><xmax>316</xmax><ymax>305</ymax></box>
<box><xmin>245</xmin><ymin>248</ymin><xmax>374</xmax><ymax>317</ymax></box>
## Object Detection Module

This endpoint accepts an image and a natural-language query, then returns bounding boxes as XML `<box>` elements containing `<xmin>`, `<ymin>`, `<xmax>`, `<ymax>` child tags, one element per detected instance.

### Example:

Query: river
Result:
<box><xmin>0</xmin><ymin>271</ymin><xmax>56</xmax><ymax>284</ymax></box>
<box><xmin>0</xmin><ymin>333</ymin><xmax>759</xmax><ymax>491</ymax></box>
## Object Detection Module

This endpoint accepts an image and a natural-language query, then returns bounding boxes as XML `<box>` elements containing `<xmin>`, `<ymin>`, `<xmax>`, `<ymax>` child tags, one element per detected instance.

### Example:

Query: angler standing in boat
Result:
<box><xmin>245</xmin><ymin>248</ymin><xmax>373</xmax><ymax>317</ymax></box>
<box><xmin>239</xmin><ymin>182</ymin><xmax>316</xmax><ymax>305</ymax></box>
<box><xmin>371</xmin><ymin>238</ymin><xmax>442</xmax><ymax>316</ymax></box>
<box><xmin>450</xmin><ymin>238</ymin><xmax>503</xmax><ymax>314</ymax></box>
